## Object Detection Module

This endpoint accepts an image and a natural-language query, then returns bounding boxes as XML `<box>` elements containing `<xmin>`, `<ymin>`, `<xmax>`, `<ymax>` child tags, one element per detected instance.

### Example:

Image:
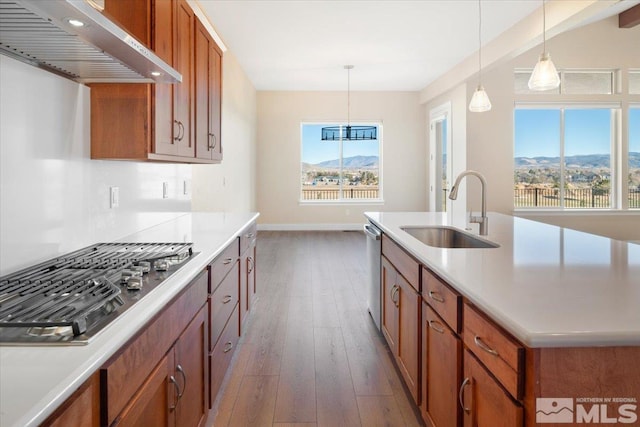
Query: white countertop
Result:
<box><xmin>0</xmin><ymin>212</ymin><xmax>259</xmax><ymax>427</ymax></box>
<box><xmin>365</xmin><ymin>211</ymin><xmax>640</xmax><ymax>348</ymax></box>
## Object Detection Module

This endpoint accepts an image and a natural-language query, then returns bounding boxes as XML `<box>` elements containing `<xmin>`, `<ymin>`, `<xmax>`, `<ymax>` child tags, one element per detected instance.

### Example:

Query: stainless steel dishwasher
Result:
<box><xmin>364</xmin><ymin>222</ymin><xmax>382</xmax><ymax>331</ymax></box>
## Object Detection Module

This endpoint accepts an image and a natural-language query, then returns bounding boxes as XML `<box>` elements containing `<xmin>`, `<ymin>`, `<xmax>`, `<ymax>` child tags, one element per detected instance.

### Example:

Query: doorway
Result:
<box><xmin>429</xmin><ymin>103</ymin><xmax>452</xmax><ymax>212</ymax></box>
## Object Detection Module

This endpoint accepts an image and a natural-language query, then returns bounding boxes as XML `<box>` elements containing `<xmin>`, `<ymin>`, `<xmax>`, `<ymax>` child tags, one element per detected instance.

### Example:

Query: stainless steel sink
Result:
<box><xmin>400</xmin><ymin>226</ymin><xmax>499</xmax><ymax>249</ymax></box>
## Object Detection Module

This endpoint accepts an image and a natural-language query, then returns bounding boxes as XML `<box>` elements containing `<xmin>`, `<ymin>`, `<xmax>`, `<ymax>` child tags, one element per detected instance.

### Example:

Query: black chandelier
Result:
<box><xmin>321</xmin><ymin>65</ymin><xmax>377</xmax><ymax>141</ymax></box>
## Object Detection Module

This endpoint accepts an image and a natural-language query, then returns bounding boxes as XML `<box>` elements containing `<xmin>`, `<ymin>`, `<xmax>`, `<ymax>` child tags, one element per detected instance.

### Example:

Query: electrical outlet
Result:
<box><xmin>110</xmin><ymin>187</ymin><xmax>119</xmax><ymax>208</ymax></box>
<box><xmin>162</xmin><ymin>182</ymin><xmax>169</xmax><ymax>199</ymax></box>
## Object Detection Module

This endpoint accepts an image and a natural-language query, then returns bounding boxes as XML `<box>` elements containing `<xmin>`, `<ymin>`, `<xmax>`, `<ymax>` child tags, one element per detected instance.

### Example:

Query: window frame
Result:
<box><xmin>299</xmin><ymin>121</ymin><xmax>384</xmax><ymax>205</ymax></box>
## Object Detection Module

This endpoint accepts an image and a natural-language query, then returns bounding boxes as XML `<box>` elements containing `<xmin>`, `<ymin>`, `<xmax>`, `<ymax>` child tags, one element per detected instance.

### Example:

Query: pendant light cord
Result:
<box><xmin>542</xmin><ymin>0</ymin><xmax>546</xmax><ymax>53</ymax></box>
<box><xmin>478</xmin><ymin>0</ymin><xmax>482</xmax><ymax>85</ymax></box>
<box><xmin>347</xmin><ymin>66</ymin><xmax>350</xmax><ymax>126</ymax></box>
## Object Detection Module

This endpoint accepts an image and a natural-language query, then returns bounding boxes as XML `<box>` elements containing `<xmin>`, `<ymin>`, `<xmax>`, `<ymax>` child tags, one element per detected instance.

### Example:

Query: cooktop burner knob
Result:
<box><xmin>136</xmin><ymin>261</ymin><xmax>151</xmax><ymax>273</ymax></box>
<box><xmin>130</xmin><ymin>265</ymin><xmax>146</xmax><ymax>275</ymax></box>
<box><xmin>154</xmin><ymin>259</ymin><xmax>170</xmax><ymax>271</ymax></box>
<box><xmin>126</xmin><ymin>276</ymin><xmax>143</xmax><ymax>291</ymax></box>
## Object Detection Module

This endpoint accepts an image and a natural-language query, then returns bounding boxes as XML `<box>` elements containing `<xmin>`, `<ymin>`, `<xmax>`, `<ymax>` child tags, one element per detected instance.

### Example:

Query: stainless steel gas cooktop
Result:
<box><xmin>0</xmin><ymin>242</ymin><xmax>196</xmax><ymax>345</ymax></box>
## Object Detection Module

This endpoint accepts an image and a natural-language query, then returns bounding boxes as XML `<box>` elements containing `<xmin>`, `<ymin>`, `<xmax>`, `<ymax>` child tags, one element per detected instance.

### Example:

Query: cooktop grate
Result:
<box><xmin>0</xmin><ymin>242</ymin><xmax>193</xmax><ymax>340</ymax></box>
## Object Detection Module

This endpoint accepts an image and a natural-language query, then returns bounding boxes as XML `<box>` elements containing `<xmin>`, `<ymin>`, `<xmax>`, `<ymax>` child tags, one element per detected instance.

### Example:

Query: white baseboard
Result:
<box><xmin>257</xmin><ymin>223</ymin><xmax>363</xmax><ymax>231</ymax></box>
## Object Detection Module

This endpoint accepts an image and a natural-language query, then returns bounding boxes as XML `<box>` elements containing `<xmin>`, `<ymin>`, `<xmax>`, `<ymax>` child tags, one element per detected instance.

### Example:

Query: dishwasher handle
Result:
<box><xmin>363</xmin><ymin>224</ymin><xmax>382</xmax><ymax>240</ymax></box>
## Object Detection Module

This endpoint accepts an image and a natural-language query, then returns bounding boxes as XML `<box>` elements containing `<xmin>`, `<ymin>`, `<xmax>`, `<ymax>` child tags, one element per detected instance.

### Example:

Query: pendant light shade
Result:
<box><xmin>469</xmin><ymin>85</ymin><xmax>492</xmax><ymax>112</ymax></box>
<box><xmin>469</xmin><ymin>0</ymin><xmax>491</xmax><ymax>112</ymax></box>
<box><xmin>528</xmin><ymin>52</ymin><xmax>560</xmax><ymax>91</ymax></box>
<box><xmin>528</xmin><ymin>0</ymin><xmax>560</xmax><ymax>91</ymax></box>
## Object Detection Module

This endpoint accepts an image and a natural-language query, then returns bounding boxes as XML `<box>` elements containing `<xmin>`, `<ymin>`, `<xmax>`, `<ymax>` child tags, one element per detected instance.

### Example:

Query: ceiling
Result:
<box><xmin>198</xmin><ymin>0</ymin><xmax>545</xmax><ymax>91</ymax></box>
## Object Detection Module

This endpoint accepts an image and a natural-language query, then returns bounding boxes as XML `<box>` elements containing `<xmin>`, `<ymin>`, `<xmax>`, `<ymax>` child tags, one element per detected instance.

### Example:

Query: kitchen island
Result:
<box><xmin>366</xmin><ymin>211</ymin><xmax>640</xmax><ymax>426</ymax></box>
<box><xmin>0</xmin><ymin>212</ymin><xmax>259</xmax><ymax>427</ymax></box>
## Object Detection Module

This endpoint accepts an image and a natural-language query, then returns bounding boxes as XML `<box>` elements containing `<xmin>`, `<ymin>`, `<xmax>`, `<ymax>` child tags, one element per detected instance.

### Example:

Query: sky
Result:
<box><xmin>301</xmin><ymin>124</ymin><xmax>380</xmax><ymax>164</ymax></box>
<box><xmin>515</xmin><ymin>108</ymin><xmax>640</xmax><ymax>158</ymax></box>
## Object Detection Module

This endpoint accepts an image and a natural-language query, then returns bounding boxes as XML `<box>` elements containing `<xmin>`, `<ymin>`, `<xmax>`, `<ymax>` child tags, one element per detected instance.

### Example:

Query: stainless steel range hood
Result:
<box><xmin>0</xmin><ymin>0</ymin><xmax>182</xmax><ymax>84</ymax></box>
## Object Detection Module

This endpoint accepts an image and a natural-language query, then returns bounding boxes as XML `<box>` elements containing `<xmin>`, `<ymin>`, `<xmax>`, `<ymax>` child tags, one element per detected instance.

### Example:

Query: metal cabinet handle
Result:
<box><xmin>178</xmin><ymin>121</ymin><xmax>185</xmax><ymax>141</ymax></box>
<box><xmin>459</xmin><ymin>377</ymin><xmax>471</xmax><ymax>414</ymax></box>
<box><xmin>223</xmin><ymin>341</ymin><xmax>233</xmax><ymax>353</ymax></box>
<box><xmin>222</xmin><ymin>295</ymin><xmax>232</xmax><ymax>304</ymax></box>
<box><xmin>246</xmin><ymin>232</ymin><xmax>254</xmax><ymax>239</ymax></box>
<box><xmin>173</xmin><ymin>120</ymin><xmax>180</xmax><ymax>143</ymax></box>
<box><xmin>428</xmin><ymin>320</ymin><xmax>445</xmax><ymax>334</ymax></box>
<box><xmin>211</xmin><ymin>133</ymin><xmax>216</xmax><ymax>149</ymax></box>
<box><xmin>169</xmin><ymin>375</ymin><xmax>180</xmax><ymax>410</ymax></box>
<box><xmin>391</xmin><ymin>285</ymin><xmax>399</xmax><ymax>307</ymax></box>
<box><xmin>223</xmin><ymin>257</ymin><xmax>233</xmax><ymax>265</ymax></box>
<box><xmin>428</xmin><ymin>290</ymin><xmax>445</xmax><ymax>303</ymax></box>
<box><xmin>247</xmin><ymin>256</ymin><xmax>254</xmax><ymax>274</ymax></box>
<box><xmin>474</xmin><ymin>335</ymin><xmax>499</xmax><ymax>356</ymax></box>
<box><xmin>176</xmin><ymin>364</ymin><xmax>186</xmax><ymax>400</ymax></box>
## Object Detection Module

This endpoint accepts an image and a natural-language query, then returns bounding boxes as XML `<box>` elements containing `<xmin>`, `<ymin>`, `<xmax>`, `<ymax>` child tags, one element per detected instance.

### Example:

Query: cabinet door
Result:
<box><xmin>240</xmin><ymin>249</ymin><xmax>249</xmax><ymax>330</ymax></box>
<box><xmin>423</xmin><ymin>303</ymin><xmax>461</xmax><ymax>427</ymax></box>
<box><xmin>248</xmin><ymin>241</ymin><xmax>257</xmax><ymax>305</ymax></box>
<box><xmin>173</xmin><ymin>0</ymin><xmax>195</xmax><ymax>157</ymax></box>
<box><xmin>115</xmin><ymin>353</ymin><xmax>175</xmax><ymax>427</ymax></box>
<box><xmin>42</xmin><ymin>374</ymin><xmax>100</xmax><ymax>427</ymax></box>
<box><xmin>381</xmin><ymin>256</ymin><xmax>398</xmax><ymax>354</ymax></box>
<box><xmin>153</xmin><ymin>0</ymin><xmax>175</xmax><ymax>155</ymax></box>
<box><xmin>209</xmin><ymin>45</ymin><xmax>222</xmax><ymax>160</ymax></box>
<box><xmin>194</xmin><ymin>18</ymin><xmax>222</xmax><ymax>161</ymax></box>
<box><xmin>461</xmin><ymin>349</ymin><xmax>523</xmax><ymax>427</ymax></box>
<box><xmin>396</xmin><ymin>273</ymin><xmax>420</xmax><ymax>402</ymax></box>
<box><xmin>175</xmin><ymin>306</ymin><xmax>208</xmax><ymax>427</ymax></box>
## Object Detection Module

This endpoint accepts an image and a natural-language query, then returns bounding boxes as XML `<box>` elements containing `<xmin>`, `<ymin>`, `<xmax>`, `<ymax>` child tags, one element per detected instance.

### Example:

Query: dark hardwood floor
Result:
<box><xmin>211</xmin><ymin>231</ymin><xmax>423</xmax><ymax>427</ymax></box>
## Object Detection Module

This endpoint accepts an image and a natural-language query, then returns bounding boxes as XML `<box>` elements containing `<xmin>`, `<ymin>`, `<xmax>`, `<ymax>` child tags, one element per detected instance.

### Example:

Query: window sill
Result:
<box><xmin>514</xmin><ymin>208</ymin><xmax>640</xmax><ymax>216</ymax></box>
<box><xmin>299</xmin><ymin>199</ymin><xmax>385</xmax><ymax>206</ymax></box>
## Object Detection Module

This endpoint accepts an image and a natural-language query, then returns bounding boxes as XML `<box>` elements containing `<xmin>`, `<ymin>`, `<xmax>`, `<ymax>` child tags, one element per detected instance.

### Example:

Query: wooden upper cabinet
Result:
<box><xmin>195</xmin><ymin>18</ymin><xmax>223</xmax><ymax>162</ymax></box>
<box><xmin>90</xmin><ymin>0</ymin><xmax>220</xmax><ymax>164</ymax></box>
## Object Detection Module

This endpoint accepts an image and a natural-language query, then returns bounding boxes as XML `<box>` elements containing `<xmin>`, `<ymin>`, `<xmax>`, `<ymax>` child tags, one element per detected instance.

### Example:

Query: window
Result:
<box><xmin>514</xmin><ymin>107</ymin><xmax>615</xmax><ymax>209</ymax></box>
<box><xmin>630</xmin><ymin>71</ymin><xmax>640</xmax><ymax>95</ymax></box>
<box><xmin>630</xmin><ymin>108</ymin><xmax>640</xmax><ymax>209</ymax></box>
<box><xmin>300</xmin><ymin>123</ymin><xmax>381</xmax><ymax>202</ymax></box>
<box><xmin>514</xmin><ymin>70</ymin><xmax>615</xmax><ymax>95</ymax></box>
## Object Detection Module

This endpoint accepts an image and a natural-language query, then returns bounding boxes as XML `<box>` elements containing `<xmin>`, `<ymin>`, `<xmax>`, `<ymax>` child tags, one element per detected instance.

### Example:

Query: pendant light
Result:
<box><xmin>528</xmin><ymin>0</ymin><xmax>560</xmax><ymax>91</ymax></box>
<box><xmin>321</xmin><ymin>65</ymin><xmax>377</xmax><ymax>141</ymax></box>
<box><xmin>469</xmin><ymin>0</ymin><xmax>491</xmax><ymax>113</ymax></box>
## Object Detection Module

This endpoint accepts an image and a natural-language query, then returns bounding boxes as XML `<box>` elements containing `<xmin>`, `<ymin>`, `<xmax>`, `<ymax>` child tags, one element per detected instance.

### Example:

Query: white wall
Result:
<box><xmin>256</xmin><ymin>91</ymin><xmax>426</xmax><ymax>228</ymax></box>
<box><xmin>0</xmin><ymin>56</ymin><xmax>192</xmax><ymax>275</ymax></box>
<box><xmin>425</xmin><ymin>16</ymin><xmax>640</xmax><ymax>240</ymax></box>
<box><xmin>191</xmin><ymin>52</ymin><xmax>258</xmax><ymax>213</ymax></box>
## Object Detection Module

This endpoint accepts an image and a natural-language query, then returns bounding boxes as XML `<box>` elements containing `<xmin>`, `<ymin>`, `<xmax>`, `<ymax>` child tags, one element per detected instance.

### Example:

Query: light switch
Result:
<box><xmin>162</xmin><ymin>182</ymin><xmax>169</xmax><ymax>199</ymax></box>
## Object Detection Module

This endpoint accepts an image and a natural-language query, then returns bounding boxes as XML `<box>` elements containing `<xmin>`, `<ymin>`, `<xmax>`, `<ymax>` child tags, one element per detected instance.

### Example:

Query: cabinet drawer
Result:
<box><xmin>382</xmin><ymin>234</ymin><xmax>420</xmax><ymax>291</ymax></box>
<box><xmin>209</xmin><ymin>261</ymin><xmax>239</xmax><ymax>351</ymax></box>
<box><xmin>240</xmin><ymin>221</ymin><xmax>257</xmax><ymax>255</ymax></box>
<box><xmin>210</xmin><ymin>239</ymin><xmax>239</xmax><ymax>293</ymax></box>
<box><xmin>422</xmin><ymin>267</ymin><xmax>461</xmax><ymax>333</ymax></box>
<box><xmin>463</xmin><ymin>303</ymin><xmax>524</xmax><ymax>400</ymax></box>
<box><xmin>209</xmin><ymin>303</ymin><xmax>240</xmax><ymax>408</ymax></box>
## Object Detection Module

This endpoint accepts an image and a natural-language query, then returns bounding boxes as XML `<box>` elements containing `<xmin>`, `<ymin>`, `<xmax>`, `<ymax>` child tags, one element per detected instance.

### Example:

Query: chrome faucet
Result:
<box><xmin>449</xmin><ymin>170</ymin><xmax>489</xmax><ymax>235</ymax></box>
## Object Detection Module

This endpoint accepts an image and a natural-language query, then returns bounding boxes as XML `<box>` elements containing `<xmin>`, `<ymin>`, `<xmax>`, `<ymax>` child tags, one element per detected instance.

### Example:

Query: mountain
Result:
<box><xmin>515</xmin><ymin>153</ymin><xmax>640</xmax><ymax>169</ymax></box>
<box><xmin>312</xmin><ymin>155</ymin><xmax>379</xmax><ymax>169</ymax></box>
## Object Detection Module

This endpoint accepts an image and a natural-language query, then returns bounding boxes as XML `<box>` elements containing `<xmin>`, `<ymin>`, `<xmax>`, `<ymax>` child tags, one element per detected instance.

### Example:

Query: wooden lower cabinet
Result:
<box><xmin>381</xmin><ymin>255</ymin><xmax>420</xmax><ymax>402</ymax></box>
<box><xmin>114</xmin><ymin>306</ymin><xmax>207</xmax><ymax>427</ymax></box>
<box><xmin>41</xmin><ymin>373</ymin><xmax>100</xmax><ymax>427</ymax></box>
<box><xmin>210</xmin><ymin>303</ymin><xmax>240</xmax><ymax>408</ymax></box>
<box><xmin>421</xmin><ymin>302</ymin><xmax>461</xmax><ymax>427</ymax></box>
<box><xmin>115</xmin><ymin>353</ymin><xmax>175</xmax><ymax>427</ymax></box>
<box><xmin>240</xmin><ymin>239</ymin><xmax>256</xmax><ymax>332</ymax></box>
<box><xmin>460</xmin><ymin>349</ymin><xmax>523</xmax><ymax>427</ymax></box>
<box><xmin>174</xmin><ymin>306</ymin><xmax>208</xmax><ymax>427</ymax></box>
